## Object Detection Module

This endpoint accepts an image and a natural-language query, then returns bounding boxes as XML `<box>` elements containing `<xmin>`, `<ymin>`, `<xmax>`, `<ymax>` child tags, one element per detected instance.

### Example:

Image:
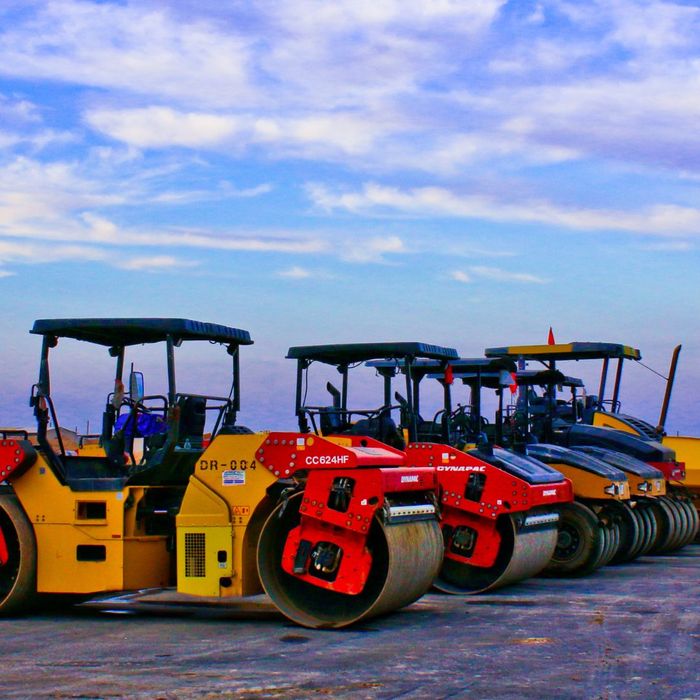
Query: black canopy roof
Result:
<box><xmin>368</xmin><ymin>356</ymin><xmax>516</xmax><ymax>381</ymax></box>
<box><xmin>448</xmin><ymin>357</ymin><xmax>517</xmax><ymax>373</ymax></box>
<box><xmin>287</xmin><ymin>342</ymin><xmax>458</xmax><ymax>365</ymax></box>
<box><xmin>514</xmin><ymin>370</ymin><xmax>583</xmax><ymax>387</ymax></box>
<box><xmin>31</xmin><ymin>318</ymin><xmax>253</xmax><ymax>347</ymax></box>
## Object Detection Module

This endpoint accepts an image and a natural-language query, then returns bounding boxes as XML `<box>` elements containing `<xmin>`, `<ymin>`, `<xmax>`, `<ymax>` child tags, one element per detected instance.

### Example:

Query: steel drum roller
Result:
<box><xmin>434</xmin><ymin>513</ymin><xmax>558</xmax><ymax>594</ymax></box>
<box><xmin>257</xmin><ymin>493</ymin><xmax>443</xmax><ymax>629</ymax></box>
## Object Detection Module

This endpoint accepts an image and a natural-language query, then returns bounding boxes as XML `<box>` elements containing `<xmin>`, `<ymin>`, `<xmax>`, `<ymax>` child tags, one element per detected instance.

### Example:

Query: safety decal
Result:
<box><xmin>222</xmin><ymin>469</ymin><xmax>245</xmax><ymax>486</ymax></box>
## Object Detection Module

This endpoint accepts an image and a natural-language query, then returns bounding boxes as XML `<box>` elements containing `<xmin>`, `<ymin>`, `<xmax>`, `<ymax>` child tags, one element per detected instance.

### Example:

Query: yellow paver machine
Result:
<box><xmin>0</xmin><ymin>319</ymin><xmax>444</xmax><ymax>628</ymax></box>
<box><xmin>485</xmin><ymin>342</ymin><xmax>699</xmax><ymax>548</ymax></box>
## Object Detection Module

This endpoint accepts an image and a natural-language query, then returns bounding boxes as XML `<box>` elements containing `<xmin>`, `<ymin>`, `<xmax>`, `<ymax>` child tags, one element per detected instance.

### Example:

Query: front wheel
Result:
<box><xmin>0</xmin><ymin>494</ymin><xmax>37</xmax><ymax>615</ymax></box>
<box><xmin>544</xmin><ymin>501</ymin><xmax>606</xmax><ymax>577</ymax></box>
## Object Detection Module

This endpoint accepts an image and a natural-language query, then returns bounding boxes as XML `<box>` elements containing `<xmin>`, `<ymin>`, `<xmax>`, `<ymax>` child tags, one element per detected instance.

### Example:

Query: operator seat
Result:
<box><xmin>177</xmin><ymin>396</ymin><xmax>206</xmax><ymax>447</ymax></box>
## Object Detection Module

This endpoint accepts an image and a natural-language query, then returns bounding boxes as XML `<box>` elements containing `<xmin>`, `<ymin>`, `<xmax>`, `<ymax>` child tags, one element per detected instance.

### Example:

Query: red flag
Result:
<box><xmin>509</xmin><ymin>371</ymin><xmax>518</xmax><ymax>394</ymax></box>
<box><xmin>547</xmin><ymin>327</ymin><xmax>556</xmax><ymax>345</ymax></box>
<box><xmin>444</xmin><ymin>364</ymin><xmax>454</xmax><ymax>385</ymax></box>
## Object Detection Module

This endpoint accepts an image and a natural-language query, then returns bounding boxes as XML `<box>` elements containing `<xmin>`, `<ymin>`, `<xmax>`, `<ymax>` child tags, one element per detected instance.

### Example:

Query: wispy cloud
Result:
<box><xmin>451</xmin><ymin>266</ymin><xmax>547</xmax><ymax>285</ymax></box>
<box><xmin>4</xmin><ymin>0</ymin><xmax>700</xmax><ymax>180</ymax></box>
<box><xmin>451</xmin><ymin>270</ymin><xmax>471</xmax><ymax>283</ymax></box>
<box><xmin>116</xmin><ymin>255</ymin><xmax>200</xmax><ymax>271</ymax></box>
<box><xmin>307</xmin><ymin>182</ymin><xmax>700</xmax><ymax>238</ymax></box>
<box><xmin>86</xmin><ymin>107</ymin><xmax>241</xmax><ymax>148</ymax></box>
<box><xmin>0</xmin><ymin>155</ymin><xmax>412</xmax><ymax>274</ymax></box>
<box><xmin>340</xmin><ymin>234</ymin><xmax>405</xmax><ymax>263</ymax></box>
<box><xmin>638</xmin><ymin>240</ymin><xmax>695</xmax><ymax>252</ymax></box>
<box><xmin>0</xmin><ymin>2</ymin><xmax>254</xmax><ymax>109</ymax></box>
<box><xmin>277</xmin><ymin>266</ymin><xmax>312</xmax><ymax>279</ymax></box>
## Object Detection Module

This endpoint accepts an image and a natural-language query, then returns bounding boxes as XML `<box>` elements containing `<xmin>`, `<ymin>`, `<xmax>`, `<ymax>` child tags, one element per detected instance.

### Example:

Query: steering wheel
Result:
<box><xmin>120</xmin><ymin>397</ymin><xmax>151</xmax><ymax>413</ymax></box>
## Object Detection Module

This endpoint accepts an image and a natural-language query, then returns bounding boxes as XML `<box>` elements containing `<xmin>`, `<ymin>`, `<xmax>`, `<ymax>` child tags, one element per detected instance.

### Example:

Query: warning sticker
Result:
<box><xmin>222</xmin><ymin>470</ymin><xmax>245</xmax><ymax>486</ymax></box>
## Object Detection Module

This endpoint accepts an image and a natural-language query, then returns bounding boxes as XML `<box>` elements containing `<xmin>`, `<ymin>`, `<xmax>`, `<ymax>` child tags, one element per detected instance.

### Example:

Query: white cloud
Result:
<box><xmin>0</xmin><ymin>93</ymin><xmax>41</xmax><ymax>124</ymax></box>
<box><xmin>340</xmin><ymin>234</ymin><xmax>405</xmax><ymax>263</ymax></box>
<box><xmin>451</xmin><ymin>266</ymin><xmax>545</xmax><ymax>285</ymax></box>
<box><xmin>0</xmin><ymin>157</ymin><xmax>307</xmax><ymax>255</ymax></box>
<box><xmin>4</xmin><ymin>0</ymin><xmax>700</xmax><ymax>179</ymax></box>
<box><xmin>86</xmin><ymin>107</ymin><xmax>241</xmax><ymax>148</ymax></box>
<box><xmin>277</xmin><ymin>266</ymin><xmax>312</xmax><ymax>279</ymax></box>
<box><xmin>86</xmin><ymin>106</ymin><xmax>397</xmax><ymax>159</ymax></box>
<box><xmin>150</xmin><ymin>183</ymin><xmax>272</xmax><ymax>204</ymax></box>
<box><xmin>468</xmin><ymin>265</ymin><xmax>547</xmax><ymax>284</ymax></box>
<box><xmin>0</xmin><ymin>238</ymin><xmax>109</xmax><ymax>265</ymax></box>
<box><xmin>639</xmin><ymin>240</ymin><xmax>695</xmax><ymax>252</ymax></box>
<box><xmin>0</xmin><ymin>157</ymin><xmax>412</xmax><ymax>274</ymax></box>
<box><xmin>451</xmin><ymin>270</ymin><xmax>471</xmax><ymax>283</ymax></box>
<box><xmin>307</xmin><ymin>182</ymin><xmax>700</xmax><ymax>238</ymax></box>
<box><xmin>0</xmin><ymin>2</ymin><xmax>254</xmax><ymax>109</ymax></box>
<box><xmin>117</xmin><ymin>255</ymin><xmax>199</xmax><ymax>271</ymax></box>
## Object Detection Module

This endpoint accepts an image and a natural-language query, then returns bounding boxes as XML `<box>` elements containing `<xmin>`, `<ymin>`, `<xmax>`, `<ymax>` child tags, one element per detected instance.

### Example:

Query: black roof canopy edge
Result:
<box><xmin>286</xmin><ymin>342</ymin><xmax>458</xmax><ymax>365</ymax></box>
<box><xmin>368</xmin><ymin>356</ymin><xmax>516</xmax><ymax>380</ymax></box>
<box><xmin>30</xmin><ymin>318</ymin><xmax>253</xmax><ymax>347</ymax></box>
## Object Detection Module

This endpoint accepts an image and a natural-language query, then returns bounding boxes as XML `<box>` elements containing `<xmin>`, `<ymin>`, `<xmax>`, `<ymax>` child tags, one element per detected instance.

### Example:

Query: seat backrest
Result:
<box><xmin>347</xmin><ymin>416</ymin><xmax>405</xmax><ymax>450</ymax></box>
<box><xmin>178</xmin><ymin>396</ymin><xmax>206</xmax><ymax>446</ymax></box>
<box><xmin>319</xmin><ymin>407</ymin><xmax>345</xmax><ymax>435</ymax></box>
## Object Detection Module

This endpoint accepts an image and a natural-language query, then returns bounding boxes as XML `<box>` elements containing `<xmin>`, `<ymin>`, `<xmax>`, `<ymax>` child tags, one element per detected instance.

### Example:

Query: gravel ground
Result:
<box><xmin>1</xmin><ymin>545</ymin><xmax>698</xmax><ymax>700</ymax></box>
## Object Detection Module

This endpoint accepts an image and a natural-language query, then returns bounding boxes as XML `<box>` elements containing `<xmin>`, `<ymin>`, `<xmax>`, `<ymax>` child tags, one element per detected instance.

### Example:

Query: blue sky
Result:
<box><xmin>1</xmin><ymin>0</ymin><xmax>699</xmax><ymax>434</ymax></box>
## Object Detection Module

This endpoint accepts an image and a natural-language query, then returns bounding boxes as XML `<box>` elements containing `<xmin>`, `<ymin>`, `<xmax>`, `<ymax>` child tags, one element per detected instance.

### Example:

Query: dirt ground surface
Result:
<box><xmin>1</xmin><ymin>545</ymin><xmax>698</xmax><ymax>700</ymax></box>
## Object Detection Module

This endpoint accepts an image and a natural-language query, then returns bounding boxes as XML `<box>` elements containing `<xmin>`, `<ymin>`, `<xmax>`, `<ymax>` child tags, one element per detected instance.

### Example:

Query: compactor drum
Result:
<box><xmin>485</xmin><ymin>342</ymin><xmax>699</xmax><ymax>548</ymax></box>
<box><xmin>407</xmin><ymin>443</ymin><xmax>569</xmax><ymax>592</ymax></box>
<box><xmin>0</xmin><ymin>319</ymin><xmax>443</xmax><ymax>628</ymax></box>
<box><xmin>287</xmin><ymin>345</ymin><xmax>573</xmax><ymax>595</ymax></box>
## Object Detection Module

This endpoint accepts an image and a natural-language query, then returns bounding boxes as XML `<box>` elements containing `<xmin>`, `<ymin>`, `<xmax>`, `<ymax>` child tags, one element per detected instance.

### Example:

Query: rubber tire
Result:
<box><xmin>601</xmin><ymin>522</ymin><xmax>621</xmax><ymax>567</ymax></box>
<box><xmin>544</xmin><ymin>501</ymin><xmax>606</xmax><ymax>577</ymax></box>
<box><xmin>668</xmin><ymin>498</ymin><xmax>691</xmax><ymax>550</ymax></box>
<box><xmin>633</xmin><ymin>507</ymin><xmax>648</xmax><ymax>557</ymax></box>
<box><xmin>609</xmin><ymin>523</ymin><xmax>621</xmax><ymax>564</ymax></box>
<box><xmin>0</xmin><ymin>493</ymin><xmax>37</xmax><ymax>615</ymax></box>
<box><xmin>660</xmin><ymin>497</ymin><xmax>686</xmax><ymax>552</ymax></box>
<box><xmin>646</xmin><ymin>499</ymin><xmax>674</xmax><ymax>554</ymax></box>
<box><xmin>625</xmin><ymin>505</ymin><xmax>646</xmax><ymax>561</ymax></box>
<box><xmin>614</xmin><ymin>503</ymin><xmax>643</xmax><ymax>563</ymax></box>
<box><xmin>680</xmin><ymin>498</ymin><xmax>700</xmax><ymax>543</ymax></box>
<box><xmin>636</xmin><ymin>503</ymin><xmax>658</xmax><ymax>556</ymax></box>
<box><xmin>669</xmin><ymin>498</ymin><xmax>698</xmax><ymax>549</ymax></box>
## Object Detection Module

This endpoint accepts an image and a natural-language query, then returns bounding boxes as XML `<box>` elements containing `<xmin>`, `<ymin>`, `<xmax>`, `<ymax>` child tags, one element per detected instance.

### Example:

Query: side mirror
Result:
<box><xmin>129</xmin><ymin>371</ymin><xmax>145</xmax><ymax>402</ymax></box>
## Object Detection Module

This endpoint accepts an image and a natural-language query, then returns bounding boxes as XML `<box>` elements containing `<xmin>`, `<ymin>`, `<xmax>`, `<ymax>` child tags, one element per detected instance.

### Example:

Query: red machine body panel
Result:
<box><xmin>649</xmin><ymin>461</ymin><xmax>685</xmax><ymax>482</ymax></box>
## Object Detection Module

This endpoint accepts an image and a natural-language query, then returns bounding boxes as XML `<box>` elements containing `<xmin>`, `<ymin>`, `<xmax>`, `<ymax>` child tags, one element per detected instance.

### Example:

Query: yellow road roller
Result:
<box><xmin>0</xmin><ymin>319</ymin><xmax>444</xmax><ymax>628</ymax></box>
